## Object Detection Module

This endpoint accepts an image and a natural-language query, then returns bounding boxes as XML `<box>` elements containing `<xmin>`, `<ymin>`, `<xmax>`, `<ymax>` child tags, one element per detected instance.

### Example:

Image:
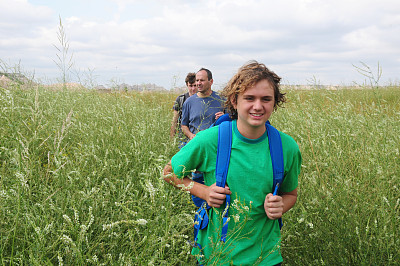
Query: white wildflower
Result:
<box><xmin>383</xmin><ymin>196</ymin><xmax>390</xmax><ymax>206</ymax></box>
<box><xmin>61</xmin><ymin>234</ymin><xmax>74</xmax><ymax>244</ymax></box>
<box><xmin>16</xmin><ymin>172</ymin><xmax>29</xmax><ymax>189</ymax></box>
<box><xmin>144</xmin><ymin>179</ymin><xmax>156</xmax><ymax>198</ymax></box>
<box><xmin>103</xmin><ymin>221</ymin><xmax>120</xmax><ymax>231</ymax></box>
<box><xmin>223</xmin><ymin>217</ymin><xmax>230</xmax><ymax>227</ymax></box>
<box><xmin>74</xmin><ymin>209</ymin><xmax>79</xmax><ymax>223</ymax></box>
<box><xmin>44</xmin><ymin>223</ymin><xmax>53</xmax><ymax>234</ymax></box>
<box><xmin>58</xmin><ymin>253</ymin><xmax>63</xmax><ymax>266</ymax></box>
<box><xmin>136</xmin><ymin>219</ymin><xmax>148</xmax><ymax>225</ymax></box>
<box><xmin>63</xmin><ymin>215</ymin><xmax>72</xmax><ymax>224</ymax></box>
<box><xmin>222</xmin><ymin>202</ymin><xmax>230</xmax><ymax>217</ymax></box>
<box><xmin>0</xmin><ymin>190</ymin><xmax>8</xmax><ymax>198</ymax></box>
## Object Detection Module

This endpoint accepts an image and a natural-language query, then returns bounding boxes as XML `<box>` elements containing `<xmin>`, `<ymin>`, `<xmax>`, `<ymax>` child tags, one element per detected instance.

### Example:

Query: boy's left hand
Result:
<box><xmin>264</xmin><ymin>193</ymin><xmax>284</xmax><ymax>220</ymax></box>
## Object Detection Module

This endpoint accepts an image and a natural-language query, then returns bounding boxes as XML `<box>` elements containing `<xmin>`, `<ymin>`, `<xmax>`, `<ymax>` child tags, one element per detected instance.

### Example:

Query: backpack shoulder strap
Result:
<box><xmin>216</xmin><ymin>121</ymin><xmax>232</xmax><ymax>187</ymax></box>
<box><xmin>178</xmin><ymin>94</ymin><xmax>186</xmax><ymax>109</ymax></box>
<box><xmin>266</xmin><ymin>123</ymin><xmax>284</xmax><ymax>188</ymax></box>
<box><xmin>215</xmin><ymin>121</ymin><xmax>284</xmax><ymax>239</ymax></box>
<box><xmin>216</xmin><ymin>120</ymin><xmax>232</xmax><ymax>242</ymax></box>
<box><xmin>266</xmin><ymin>122</ymin><xmax>284</xmax><ymax>229</ymax></box>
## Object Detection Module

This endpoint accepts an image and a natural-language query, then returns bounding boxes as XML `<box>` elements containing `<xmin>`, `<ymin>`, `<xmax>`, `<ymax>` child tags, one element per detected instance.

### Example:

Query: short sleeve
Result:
<box><xmin>181</xmin><ymin>100</ymin><xmax>189</xmax><ymax>126</ymax></box>
<box><xmin>280</xmin><ymin>133</ymin><xmax>302</xmax><ymax>193</ymax></box>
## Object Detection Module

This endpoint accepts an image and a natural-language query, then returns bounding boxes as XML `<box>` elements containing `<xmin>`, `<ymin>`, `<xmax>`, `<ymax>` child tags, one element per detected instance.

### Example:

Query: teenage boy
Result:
<box><xmin>164</xmin><ymin>61</ymin><xmax>301</xmax><ymax>265</ymax></box>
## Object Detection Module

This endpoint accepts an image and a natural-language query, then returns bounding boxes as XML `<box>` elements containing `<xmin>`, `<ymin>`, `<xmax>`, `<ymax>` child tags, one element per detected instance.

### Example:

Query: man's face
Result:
<box><xmin>187</xmin><ymin>82</ymin><xmax>197</xmax><ymax>96</ymax></box>
<box><xmin>196</xmin><ymin>70</ymin><xmax>213</xmax><ymax>95</ymax></box>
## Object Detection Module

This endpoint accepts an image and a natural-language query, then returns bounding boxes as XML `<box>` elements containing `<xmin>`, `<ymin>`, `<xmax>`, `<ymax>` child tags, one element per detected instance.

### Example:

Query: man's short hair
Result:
<box><xmin>185</xmin><ymin>72</ymin><xmax>196</xmax><ymax>85</ymax></box>
<box><xmin>197</xmin><ymin>68</ymin><xmax>213</xmax><ymax>81</ymax></box>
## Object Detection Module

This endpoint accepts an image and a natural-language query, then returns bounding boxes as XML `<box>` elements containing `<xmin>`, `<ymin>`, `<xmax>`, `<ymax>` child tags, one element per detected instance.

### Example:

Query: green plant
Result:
<box><xmin>353</xmin><ymin>61</ymin><xmax>382</xmax><ymax>89</ymax></box>
<box><xmin>1</xmin><ymin>86</ymin><xmax>399</xmax><ymax>264</ymax></box>
<box><xmin>53</xmin><ymin>16</ymin><xmax>74</xmax><ymax>90</ymax></box>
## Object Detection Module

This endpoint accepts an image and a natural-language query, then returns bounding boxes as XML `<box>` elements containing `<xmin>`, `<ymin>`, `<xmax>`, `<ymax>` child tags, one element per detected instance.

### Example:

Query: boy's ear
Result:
<box><xmin>230</xmin><ymin>96</ymin><xmax>237</xmax><ymax>109</ymax></box>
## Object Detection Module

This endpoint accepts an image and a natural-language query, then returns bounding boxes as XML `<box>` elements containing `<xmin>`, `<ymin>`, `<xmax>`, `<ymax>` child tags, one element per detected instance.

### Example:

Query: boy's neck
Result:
<box><xmin>236</xmin><ymin>120</ymin><xmax>266</xmax><ymax>139</ymax></box>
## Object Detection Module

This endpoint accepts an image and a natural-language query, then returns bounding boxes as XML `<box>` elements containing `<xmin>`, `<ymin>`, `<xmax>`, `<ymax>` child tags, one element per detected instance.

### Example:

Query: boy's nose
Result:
<box><xmin>253</xmin><ymin>100</ymin><xmax>262</xmax><ymax>110</ymax></box>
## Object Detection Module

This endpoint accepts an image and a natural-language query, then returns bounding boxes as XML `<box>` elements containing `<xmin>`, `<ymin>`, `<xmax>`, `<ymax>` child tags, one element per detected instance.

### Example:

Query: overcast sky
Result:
<box><xmin>1</xmin><ymin>0</ymin><xmax>399</xmax><ymax>89</ymax></box>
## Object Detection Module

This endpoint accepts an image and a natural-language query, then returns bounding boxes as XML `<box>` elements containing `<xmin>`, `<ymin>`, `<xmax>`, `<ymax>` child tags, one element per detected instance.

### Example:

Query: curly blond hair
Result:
<box><xmin>221</xmin><ymin>61</ymin><xmax>286</xmax><ymax>119</ymax></box>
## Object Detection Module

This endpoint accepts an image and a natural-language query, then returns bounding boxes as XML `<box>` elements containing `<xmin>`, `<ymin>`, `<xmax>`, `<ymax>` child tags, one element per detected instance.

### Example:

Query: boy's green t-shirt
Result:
<box><xmin>171</xmin><ymin>120</ymin><xmax>301</xmax><ymax>265</ymax></box>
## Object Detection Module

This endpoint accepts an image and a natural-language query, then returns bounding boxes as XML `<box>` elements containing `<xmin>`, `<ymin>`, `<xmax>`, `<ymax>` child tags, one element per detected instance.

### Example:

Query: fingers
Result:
<box><xmin>215</xmin><ymin>111</ymin><xmax>223</xmax><ymax>120</ymax></box>
<box><xmin>207</xmin><ymin>184</ymin><xmax>231</xmax><ymax>208</ymax></box>
<box><xmin>264</xmin><ymin>193</ymin><xmax>283</xmax><ymax>220</ymax></box>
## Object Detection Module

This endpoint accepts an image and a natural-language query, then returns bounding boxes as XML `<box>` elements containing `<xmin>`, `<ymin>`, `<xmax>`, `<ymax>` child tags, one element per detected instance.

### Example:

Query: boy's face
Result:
<box><xmin>187</xmin><ymin>82</ymin><xmax>197</xmax><ymax>96</ymax></box>
<box><xmin>232</xmin><ymin>79</ymin><xmax>275</xmax><ymax>139</ymax></box>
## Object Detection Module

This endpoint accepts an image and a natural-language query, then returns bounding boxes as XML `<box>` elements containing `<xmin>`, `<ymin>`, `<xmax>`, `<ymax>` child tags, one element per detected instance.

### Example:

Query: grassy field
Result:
<box><xmin>0</xmin><ymin>83</ymin><xmax>399</xmax><ymax>265</ymax></box>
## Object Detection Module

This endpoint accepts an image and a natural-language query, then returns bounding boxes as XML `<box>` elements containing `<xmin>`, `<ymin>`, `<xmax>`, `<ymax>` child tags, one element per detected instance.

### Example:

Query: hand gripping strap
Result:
<box><xmin>266</xmin><ymin>123</ymin><xmax>284</xmax><ymax>229</ymax></box>
<box><xmin>216</xmin><ymin>121</ymin><xmax>232</xmax><ymax>242</ymax></box>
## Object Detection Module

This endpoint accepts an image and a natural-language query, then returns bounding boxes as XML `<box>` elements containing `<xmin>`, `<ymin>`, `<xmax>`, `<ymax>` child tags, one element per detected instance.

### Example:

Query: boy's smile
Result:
<box><xmin>232</xmin><ymin>79</ymin><xmax>275</xmax><ymax>139</ymax></box>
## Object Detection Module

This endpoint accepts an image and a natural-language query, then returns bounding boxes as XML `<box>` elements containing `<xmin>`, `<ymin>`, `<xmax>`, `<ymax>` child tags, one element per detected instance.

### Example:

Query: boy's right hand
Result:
<box><xmin>206</xmin><ymin>183</ymin><xmax>231</xmax><ymax>208</ymax></box>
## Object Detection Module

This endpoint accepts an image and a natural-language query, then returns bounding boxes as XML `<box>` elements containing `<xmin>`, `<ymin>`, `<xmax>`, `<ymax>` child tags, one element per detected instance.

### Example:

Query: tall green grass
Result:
<box><xmin>1</xmin><ymin>84</ymin><xmax>399</xmax><ymax>265</ymax></box>
<box><xmin>272</xmin><ymin>87</ymin><xmax>400</xmax><ymax>265</ymax></box>
<box><xmin>0</xmin><ymin>86</ymin><xmax>195</xmax><ymax>264</ymax></box>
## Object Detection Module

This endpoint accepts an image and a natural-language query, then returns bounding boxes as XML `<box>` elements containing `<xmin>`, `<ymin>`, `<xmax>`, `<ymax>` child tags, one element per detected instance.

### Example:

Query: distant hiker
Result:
<box><xmin>163</xmin><ymin>61</ymin><xmax>302</xmax><ymax>265</ymax></box>
<box><xmin>170</xmin><ymin>72</ymin><xmax>197</xmax><ymax>148</ymax></box>
<box><xmin>180</xmin><ymin>68</ymin><xmax>225</xmax><ymax>141</ymax></box>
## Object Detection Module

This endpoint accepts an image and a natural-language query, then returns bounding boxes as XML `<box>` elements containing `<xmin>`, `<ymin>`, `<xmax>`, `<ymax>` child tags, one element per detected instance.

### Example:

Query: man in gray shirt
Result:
<box><xmin>181</xmin><ymin>68</ymin><xmax>224</xmax><ymax>140</ymax></box>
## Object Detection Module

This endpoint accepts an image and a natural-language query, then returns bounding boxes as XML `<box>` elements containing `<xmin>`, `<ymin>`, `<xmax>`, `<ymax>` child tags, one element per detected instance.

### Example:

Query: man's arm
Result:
<box><xmin>181</xmin><ymin>125</ymin><xmax>195</xmax><ymax>140</ymax></box>
<box><xmin>163</xmin><ymin>161</ymin><xmax>231</xmax><ymax>208</ymax></box>
<box><xmin>170</xmin><ymin>110</ymin><xmax>179</xmax><ymax>137</ymax></box>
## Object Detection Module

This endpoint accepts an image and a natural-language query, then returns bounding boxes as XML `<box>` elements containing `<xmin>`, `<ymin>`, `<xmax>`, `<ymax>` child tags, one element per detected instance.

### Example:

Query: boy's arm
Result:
<box><xmin>163</xmin><ymin>160</ymin><xmax>231</xmax><ymax>207</ymax></box>
<box><xmin>264</xmin><ymin>188</ymin><xmax>297</xmax><ymax>220</ymax></box>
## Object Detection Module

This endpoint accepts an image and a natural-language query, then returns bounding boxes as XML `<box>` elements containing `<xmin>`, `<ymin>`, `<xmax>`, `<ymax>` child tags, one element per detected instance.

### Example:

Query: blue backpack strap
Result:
<box><xmin>194</xmin><ymin>119</ymin><xmax>284</xmax><ymax>247</ymax></box>
<box><xmin>215</xmin><ymin>121</ymin><xmax>232</xmax><ymax>242</ymax></box>
<box><xmin>192</xmin><ymin>115</ymin><xmax>231</xmax><ymax>207</ymax></box>
<box><xmin>216</xmin><ymin>121</ymin><xmax>232</xmax><ymax>187</ymax></box>
<box><xmin>193</xmin><ymin>120</ymin><xmax>233</xmax><ymax>245</ymax></box>
<box><xmin>266</xmin><ymin>122</ymin><xmax>284</xmax><ymax>229</ymax></box>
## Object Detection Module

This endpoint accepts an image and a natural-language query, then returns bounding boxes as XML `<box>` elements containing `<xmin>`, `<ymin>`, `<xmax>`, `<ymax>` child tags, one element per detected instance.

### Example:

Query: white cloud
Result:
<box><xmin>1</xmin><ymin>0</ymin><xmax>399</xmax><ymax>88</ymax></box>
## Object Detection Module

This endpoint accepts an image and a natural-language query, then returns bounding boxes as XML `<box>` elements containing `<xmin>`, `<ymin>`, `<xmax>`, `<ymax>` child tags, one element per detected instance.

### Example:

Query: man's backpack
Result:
<box><xmin>176</xmin><ymin>93</ymin><xmax>189</xmax><ymax>124</ymax></box>
<box><xmin>192</xmin><ymin>114</ymin><xmax>284</xmax><ymax>247</ymax></box>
